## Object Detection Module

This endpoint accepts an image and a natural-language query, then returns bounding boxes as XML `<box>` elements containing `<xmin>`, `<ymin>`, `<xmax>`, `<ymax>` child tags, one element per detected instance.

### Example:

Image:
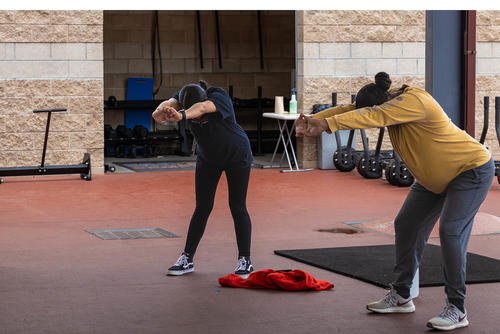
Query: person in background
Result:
<box><xmin>297</xmin><ymin>72</ymin><xmax>494</xmax><ymax>331</ymax></box>
<box><xmin>153</xmin><ymin>80</ymin><xmax>254</xmax><ymax>278</ymax></box>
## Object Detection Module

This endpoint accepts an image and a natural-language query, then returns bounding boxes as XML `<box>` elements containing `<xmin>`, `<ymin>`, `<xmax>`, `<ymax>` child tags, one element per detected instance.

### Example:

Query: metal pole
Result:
<box><xmin>257</xmin><ymin>11</ymin><xmax>264</xmax><ymax>70</ymax></box>
<box><xmin>215</xmin><ymin>11</ymin><xmax>222</xmax><ymax>69</ymax></box>
<box><xmin>479</xmin><ymin>96</ymin><xmax>489</xmax><ymax>145</ymax></box>
<box><xmin>196</xmin><ymin>11</ymin><xmax>204</xmax><ymax>69</ymax></box>
<box><xmin>496</xmin><ymin>97</ymin><xmax>500</xmax><ymax>145</ymax></box>
<box><xmin>464</xmin><ymin>11</ymin><xmax>477</xmax><ymax>136</ymax></box>
<box><xmin>40</xmin><ymin>111</ymin><xmax>52</xmax><ymax>167</ymax></box>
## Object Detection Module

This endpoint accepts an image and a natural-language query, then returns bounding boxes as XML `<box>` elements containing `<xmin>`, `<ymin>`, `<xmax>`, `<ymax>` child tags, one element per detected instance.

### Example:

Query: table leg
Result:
<box><xmin>283</xmin><ymin>119</ymin><xmax>299</xmax><ymax>170</ymax></box>
<box><xmin>277</xmin><ymin>120</ymin><xmax>289</xmax><ymax>167</ymax></box>
<box><xmin>279</xmin><ymin>119</ymin><xmax>293</xmax><ymax>171</ymax></box>
<box><xmin>268</xmin><ymin>119</ymin><xmax>284</xmax><ymax>166</ymax></box>
<box><xmin>260</xmin><ymin>115</ymin><xmax>313</xmax><ymax>173</ymax></box>
<box><xmin>280</xmin><ymin>118</ymin><xmax>314</xmax><ymax>173</ymax></box>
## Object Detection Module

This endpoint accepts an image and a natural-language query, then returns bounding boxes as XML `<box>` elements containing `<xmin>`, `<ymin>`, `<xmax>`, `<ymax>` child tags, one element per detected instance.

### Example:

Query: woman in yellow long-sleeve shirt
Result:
<box><xmin>297</xmin><ymin>72</ymin><xmax>494</xmax><ymax>332</ymax></box>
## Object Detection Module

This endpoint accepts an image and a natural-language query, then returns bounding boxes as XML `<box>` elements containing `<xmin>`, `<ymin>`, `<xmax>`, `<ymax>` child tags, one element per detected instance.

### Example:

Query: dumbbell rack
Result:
<box><xmin>0</xmin><ymin>108</ymin><xmax>91</xmax><ymax>184</ymax></box>
<box><xmin>329</xmin><ymin>92</ymin><xmax>414</xmax><ymax>187</ymax></box>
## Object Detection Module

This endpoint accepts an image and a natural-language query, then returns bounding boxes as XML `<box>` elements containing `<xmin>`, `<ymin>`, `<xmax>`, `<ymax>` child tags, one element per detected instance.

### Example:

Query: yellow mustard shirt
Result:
<box><xmin>312</xmin><ymin>86</ymin><xmax>491</xmax><ymax>194</ymax></box>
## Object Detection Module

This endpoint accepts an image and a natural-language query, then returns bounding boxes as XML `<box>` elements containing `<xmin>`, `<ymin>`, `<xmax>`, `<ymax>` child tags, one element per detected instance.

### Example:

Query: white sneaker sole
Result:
<box><xmin>366</xmin><ymin>305</ymin><xmax>416</xmax><ymax>313</ymax></box>
<box><xmin>236</xmin><ymin>273</ymin><xmax>251</xmax><ymax>279</ymax></box>
<box><xmin>427</xmin><ymin>319</ymin><xmax>469</xmax><ymax>331</ymax></box>
<box><xmin>166</xmin><ymin>267</ymin><xmax>194</xmax><ymax>276</ymax></box>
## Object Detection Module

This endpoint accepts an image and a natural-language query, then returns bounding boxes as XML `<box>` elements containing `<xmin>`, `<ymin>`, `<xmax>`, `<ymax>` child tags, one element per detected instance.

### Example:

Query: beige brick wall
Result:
<box><xmin>0</xmin><ymin>11</ymin><xmax>104</xmax><ymax>173</ymax></box>
<box><xmin>0</xmin><ymin>11</ymin><xmax>102</xmax><ymax>42</ymax></box>
<box><xmin>103</xmin><ymin>10</ymin><xmax>294</xmax><ymax>130</ymax></box>
<box><xmin>1</xmin><ymin>10</ymin><xmax>499</xmax><ymax>174</ymax></box>
<box><xmin>297</xmin><ymin>10</ymin><xmax>426</xmax><ymax>168</ymax></box>
<box><xmin>477</xmin><ymin>11</ymin><xmax>500</xmax><ymax>160</ymax></box>
<box><xmin>298</xmin><ymin>10</ymin><xmax>500</xmax><ymax>169</ymax></box>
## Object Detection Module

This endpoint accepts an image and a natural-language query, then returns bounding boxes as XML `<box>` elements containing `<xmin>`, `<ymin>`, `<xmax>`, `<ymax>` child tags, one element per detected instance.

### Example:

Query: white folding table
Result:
<box><xmin>262</xmin><ymin>112</ymin><xmax>313</xmax><ymax>172</ymax></box>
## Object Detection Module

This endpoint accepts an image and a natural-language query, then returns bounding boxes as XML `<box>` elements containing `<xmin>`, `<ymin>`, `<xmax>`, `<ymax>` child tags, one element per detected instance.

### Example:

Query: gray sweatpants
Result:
<box><xmin>392</xmin><ymin>158</ymin><xmax>495</xmax><ymax>308</ymax></box>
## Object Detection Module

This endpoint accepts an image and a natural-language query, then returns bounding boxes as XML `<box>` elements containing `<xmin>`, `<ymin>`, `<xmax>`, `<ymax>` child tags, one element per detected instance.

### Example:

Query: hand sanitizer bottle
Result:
<box><xmin>289</xmin><ymin>88</ymin><xmax>297</xmax><ymax>114</ymax></box>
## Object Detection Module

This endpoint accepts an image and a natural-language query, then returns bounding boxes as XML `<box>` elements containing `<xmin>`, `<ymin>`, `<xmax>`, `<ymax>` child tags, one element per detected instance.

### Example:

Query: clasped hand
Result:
<box><xmin>295</xmin><ymin>113</ymin><xmax>329</xmax><ymax>137</ymax></box>
<box><xmin>152</xmin><ymin>104</ymin><xmax>182</xmax><ymax>124</ymax></box>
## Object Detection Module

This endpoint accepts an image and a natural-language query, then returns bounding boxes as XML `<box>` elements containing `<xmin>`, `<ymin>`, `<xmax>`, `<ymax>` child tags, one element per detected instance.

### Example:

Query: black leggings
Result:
<box><xmin>184</xmin><ymin>162</ymin><xmax>252</xmax><ymax>258</ymax></box>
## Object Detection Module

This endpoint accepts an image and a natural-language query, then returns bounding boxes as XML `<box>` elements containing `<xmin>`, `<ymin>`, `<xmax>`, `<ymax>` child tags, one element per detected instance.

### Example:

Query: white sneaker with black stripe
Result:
<box><xmin>366</xmin><ymin>287</ymin><xmax>415</xmax><ymax>313</ymax></box>
<box><xmin>427</xmin><ymin>301</ymin><xmax>469</xmax><ymax>331</ymax></box>
<box><xmin>166</xmin><ymin>253</ymin><xmax>194</xmax><ymax>276</ymax></box>
<box><xmin>234</xmin><ymin>257</ymin><xmax>254</xmax><ymax>279</ymax></box>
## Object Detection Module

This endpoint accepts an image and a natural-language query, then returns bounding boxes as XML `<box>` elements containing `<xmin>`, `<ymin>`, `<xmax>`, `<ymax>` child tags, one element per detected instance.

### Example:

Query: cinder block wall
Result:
<box><xmin>0</xmin><ymin>10</ymin><xmax>104</xmax><ymax>172</ymax></box>
<box><xmin>103</xmin><ymin>10</ymin><xmax>294</xmax><ymax>129</ymax></box>
<box><xmin>297</xmin><ymin>10</ymin><xmax>426</xmax><ymax>168</ymax></box>
<box><xmin>476</xmin><ymin>11</ymin><xmax>500</xmax><ymax>159</ymax></box>
<box><xmin>297</xmin><ymin>10</ymin><xmax>500</xmax><ymax>169</ymax></box>
<box><xmin>1</xmin><ymin>10</ymin><xmax>498</xmax><ymax>173</ymax></box>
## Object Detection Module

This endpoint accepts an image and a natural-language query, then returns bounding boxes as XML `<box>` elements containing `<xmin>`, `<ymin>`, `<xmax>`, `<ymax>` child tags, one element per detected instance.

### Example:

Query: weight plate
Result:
<box><xmin>333</xmin><ymin>147</ymin><xmax>356</xmax><ymax>172</ymax></box>
<box><xmin>357</xmin><ymin>157</ymin><xmax>382</xmax><ymax>179</ymax></box>
<box><xmin>391</xmin><ymin>163</ymin><xmax>415</xmax><ymax>187</ymax></box>
<box><xmin>385</xmin><ymin>165</ymin><xmax>398</xmax><ymax>186</ymax></box>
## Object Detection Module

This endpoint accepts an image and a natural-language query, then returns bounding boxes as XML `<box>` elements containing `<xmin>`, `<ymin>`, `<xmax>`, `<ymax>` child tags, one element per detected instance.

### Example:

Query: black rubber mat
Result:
<box><xmin>275</xmin><ymin>244</ymin><xmax>500</xmax><ymax>288</ymax></box>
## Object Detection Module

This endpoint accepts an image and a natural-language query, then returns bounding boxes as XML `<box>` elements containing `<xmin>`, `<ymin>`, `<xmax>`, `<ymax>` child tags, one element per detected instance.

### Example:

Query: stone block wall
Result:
<box><xmin>297</xmin><ymin>10</ymin><xmax>500</xmax><ymax>169</ymax></box>
<box><xmin>0</xmin><ymin>10</ymin><xmax>104</xmax><ymax>172</ymax></box>
<box><xmin>476</xmin><ymin>11</ymin><xmax>500</xmax><ymax>159</ymax></box>
<box><xmin>1</xmin><ymin>10</ymin><xmax>498</xmax><ymax>173</ymax></box>
<box><xmin>297</xmin><ymin>10</ymin><xmax>426</xmax><ymax>168</ymax></box>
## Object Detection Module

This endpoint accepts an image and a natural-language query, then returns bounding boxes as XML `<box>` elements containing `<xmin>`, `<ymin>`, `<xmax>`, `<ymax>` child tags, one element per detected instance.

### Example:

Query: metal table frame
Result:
<box><xmin>262</xmin><ymin>112</ymin><xmax>313</xmax><ymax>172</ymax></box>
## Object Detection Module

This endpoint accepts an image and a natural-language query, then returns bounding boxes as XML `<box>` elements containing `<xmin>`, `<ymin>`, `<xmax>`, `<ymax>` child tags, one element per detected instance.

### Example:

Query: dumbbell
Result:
<box><xmin>333</xmin><ymin>146</ymin><xmax>357</xmax><ymax>171</ymax></box>
<box><xmin>385</xmin><ymin>161</ymin><xmax>414</xmax><ymax>187</ymax></box>
<box><xmin>357</xmin><ymin>156</ymin><xmax>383</xmax><ymax>179</ymax></box>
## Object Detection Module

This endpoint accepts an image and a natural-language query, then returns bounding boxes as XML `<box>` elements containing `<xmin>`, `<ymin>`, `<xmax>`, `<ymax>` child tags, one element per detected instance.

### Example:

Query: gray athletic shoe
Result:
<box><xmin>167</xmin><ymin>253</ymin><xmax>194</xmax><ymax>276</ymax></box>
<box><xmin>427</xmin><ymin>301</ymin><xmax>469</xmax><ymax>331</ymax></box>
<box><xmin>366</xmin><ymin>288</ymin><xmax>415</xmax><ymax>313</ymax></box>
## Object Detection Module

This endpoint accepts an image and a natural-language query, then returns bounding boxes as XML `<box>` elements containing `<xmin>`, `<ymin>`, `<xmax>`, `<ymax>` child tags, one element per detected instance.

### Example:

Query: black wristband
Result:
<box><xmin>179</xmin><ymin>109</ymin><xmax>186</xmax><ymax>121</ymax></box>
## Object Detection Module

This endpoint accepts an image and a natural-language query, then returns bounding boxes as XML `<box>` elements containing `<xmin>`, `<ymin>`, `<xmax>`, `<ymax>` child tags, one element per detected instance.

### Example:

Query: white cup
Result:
<box><xmin>274</xmin><ymin>96</ymin><xmax>285</xmax><ymax>114</ymax></box>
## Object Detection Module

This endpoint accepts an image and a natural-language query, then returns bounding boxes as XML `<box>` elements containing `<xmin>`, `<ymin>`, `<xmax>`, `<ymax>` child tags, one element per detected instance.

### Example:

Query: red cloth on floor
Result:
<box><xmin>218</xmin><ymin>269</ymin><xmax>334</xmax><ymax>291</ymax></box>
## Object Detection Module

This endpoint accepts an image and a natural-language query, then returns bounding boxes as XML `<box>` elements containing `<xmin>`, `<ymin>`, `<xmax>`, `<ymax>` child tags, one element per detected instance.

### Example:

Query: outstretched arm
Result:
<box><xmin>152</xmin><ymin>98</ymin><xmax>180</xmax><ymax>124</ymax></box>
<box><xmin>183</xmin><ymin>100</ymin><xmax>217</xmax><ymax>120</ymax></box>
<box><xmin>300</xmin><ymin>92</ymin><xmax>426</xmax><ymax>137</ymax></box>
<box><xmin>324</xmin><ymin>93</ymin><xmax>425</xmax><ymax>132</ymax></box>
<box><xmin>296</xmin><ymin>113</ymin><xmax>330</xmax><ymax>137</ymax></box>
<box><xmin>156</xmin><ymin>100</ymin><xmax>217</xmax><ymax>123</ymax></box>
<box><xmin>311</xmin><ymin>104</ymin><xmax>356</xmax><ymax>119</ymax></box>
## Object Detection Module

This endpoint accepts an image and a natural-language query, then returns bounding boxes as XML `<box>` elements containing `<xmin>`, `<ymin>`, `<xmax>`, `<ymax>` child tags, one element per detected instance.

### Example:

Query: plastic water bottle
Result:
<box><xmin>289</xmin><ymin>89</ymin><xmax>297</xmax><ymax>114</ymax></box>
<box><xmin>410</xmin><ymin>268</ymin><xmax>419</xmax><ymax>298</ymax></box>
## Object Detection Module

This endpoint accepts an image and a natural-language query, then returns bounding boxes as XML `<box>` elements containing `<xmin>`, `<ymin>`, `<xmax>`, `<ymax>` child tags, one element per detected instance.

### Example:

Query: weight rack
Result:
<box><xmin>0</xmin><ymin>108</ymin><xmax>91</xmax><ymax>184</ymax></box>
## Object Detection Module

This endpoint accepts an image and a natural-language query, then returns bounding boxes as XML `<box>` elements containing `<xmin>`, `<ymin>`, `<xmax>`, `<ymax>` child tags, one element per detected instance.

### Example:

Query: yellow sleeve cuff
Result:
<box><xmin>325</xmin><ymin>117</ymin><xmax>339</xmax><ymax>133</ymax></box>
<box><xmin>311</xmin><ymin>104</ymin><xmax>356</xmax><ymax>119</ymax></box>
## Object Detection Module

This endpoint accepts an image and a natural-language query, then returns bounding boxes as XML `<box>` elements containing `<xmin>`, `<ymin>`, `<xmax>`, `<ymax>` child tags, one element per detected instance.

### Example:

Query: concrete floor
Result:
<box><xmin>1</xmin><ymin>168</ymin><xmax>500</xmax><ymax>333</ymax></box>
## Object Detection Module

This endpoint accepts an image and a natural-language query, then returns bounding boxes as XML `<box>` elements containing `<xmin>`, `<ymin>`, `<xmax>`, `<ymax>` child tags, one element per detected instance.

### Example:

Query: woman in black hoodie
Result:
<box><xmin>153</xmin><ymin>81</ymin><xmax>254</xmax><ymax>278</ymax></box>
